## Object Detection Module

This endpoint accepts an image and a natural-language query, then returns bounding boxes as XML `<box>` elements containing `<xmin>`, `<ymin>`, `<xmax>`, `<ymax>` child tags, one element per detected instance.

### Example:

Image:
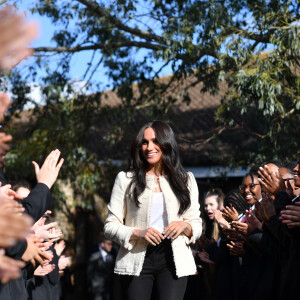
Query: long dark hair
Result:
<box><xmin>126</xmin><ymin>120</ymin><xmax>191</xmax><ymax>215</ymax></box>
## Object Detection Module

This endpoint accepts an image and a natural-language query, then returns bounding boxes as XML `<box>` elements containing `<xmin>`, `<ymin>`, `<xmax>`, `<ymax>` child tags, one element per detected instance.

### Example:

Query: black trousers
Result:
<box><xmin>121</xmin><ymin>239</ymin><xmax>187</xmax><ymax>300</ymax></box>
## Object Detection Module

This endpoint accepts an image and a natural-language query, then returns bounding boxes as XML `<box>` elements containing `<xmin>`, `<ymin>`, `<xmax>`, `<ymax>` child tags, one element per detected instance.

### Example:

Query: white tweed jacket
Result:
<box><xmin>104</xmin><ymin>171</ymin><xmax>202</xmax><ymax>277</ymax></box>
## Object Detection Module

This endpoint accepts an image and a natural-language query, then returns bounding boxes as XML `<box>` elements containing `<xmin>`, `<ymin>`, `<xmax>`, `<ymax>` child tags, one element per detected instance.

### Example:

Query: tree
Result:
<box><xmin>2</xmin><ymin>0</ymin><xmax>300</xmax><ymax>216</ymax></box>
<box><xmin>8</xmin><ymin>0</ymin><xmax>299</xmax><ymax>162</ymax></box>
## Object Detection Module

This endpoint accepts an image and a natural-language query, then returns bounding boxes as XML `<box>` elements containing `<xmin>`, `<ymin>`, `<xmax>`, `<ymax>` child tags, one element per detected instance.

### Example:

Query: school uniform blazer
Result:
<box><xmin>104</xmin><ymin>171</ymin><xmax>202</xmax><ymax>277</ymax></box>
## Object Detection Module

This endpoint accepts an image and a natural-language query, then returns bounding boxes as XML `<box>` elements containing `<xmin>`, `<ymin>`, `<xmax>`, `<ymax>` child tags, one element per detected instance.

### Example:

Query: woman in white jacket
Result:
<box><xmin>104</xmin><ymin>120</ymin><xmax>201</xmax><ymax>300</ymax></box>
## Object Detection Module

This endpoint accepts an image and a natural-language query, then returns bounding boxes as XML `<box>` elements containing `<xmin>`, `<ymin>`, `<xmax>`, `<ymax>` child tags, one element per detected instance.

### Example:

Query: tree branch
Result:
<box><xmin>33</xmin><ymin>41</ymin><xmax>166</xmax><ymax>53</ymax></box>
<box><xmin>76</xmin><ymin>0</ymin><xmax>165</xmax><ymax>44</ymax></box>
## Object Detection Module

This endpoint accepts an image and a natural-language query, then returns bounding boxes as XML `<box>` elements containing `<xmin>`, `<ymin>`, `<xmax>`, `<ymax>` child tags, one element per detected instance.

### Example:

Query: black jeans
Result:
<box><xmin>121</xmin><ymin>239</ymin><xmax>187</xmax><ymax>300</ymax></box>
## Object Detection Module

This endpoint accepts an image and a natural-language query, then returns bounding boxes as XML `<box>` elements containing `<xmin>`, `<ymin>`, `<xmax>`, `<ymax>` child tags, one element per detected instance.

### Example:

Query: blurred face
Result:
<box><xmin>293</xmin><ymin>152</ymin><xmax>300</xmax><ymax>188</ymax></box>
<box><xmin>204</xmin><ymin>195</ymin><xmax>219</xmax><ymax>220</ymax></box>
<box><xmin>240</xmin><ymin>175</ymin><xmax>261</xmax><ymax>205</ymax></box>
<box><xmin>141</xmin><ymin>127</ymin><xmax>162</xmax><ymax>169</ymax></box>
<box><xmin>279</xmin><ymin>167</ymin><xmax>300</xmax><ymax>196</ymax></box>
<box><xmin>101</xmin><ymin>240</ymin><xmax>113</xmax><ymax>253</ymax></box>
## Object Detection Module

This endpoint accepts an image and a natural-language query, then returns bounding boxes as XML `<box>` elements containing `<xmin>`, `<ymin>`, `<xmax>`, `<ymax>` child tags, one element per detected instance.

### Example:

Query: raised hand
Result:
<box><xmin>0</xmin><ymin>6</ymin><xmax>38</xmax><ymax>71</ymax></box>
<box><xmin>163</xmin><ymin>221</ymin><xmax>192</xmax><ymax>240</ymax></box>
<box><xmin>258</xmin><ymin>165</ymin><xmax>285</xmax><ymax>195</ymax></box>
<box><xmin>54</xmin><ymin>240</ymin><xmax>66</xmax><ymax>256</ymax></box>
<box><xmin>32</xmin><ymin>149</ymin><xmax>64</xmax><ymax>189</ymax></box>
<box><xmin>222</xmin><ymin>204</ymin><xmax>239</xmax><ymax>222</ymax></box>
<box><xmin>0</xmin><ymin>250</ymin><xmax>25</xmax><ymax>284</ymax></box>
<box><xmin>280</xmin><ymin>201</ymin><xmax>300</xmax><ymax>228</ymax></box>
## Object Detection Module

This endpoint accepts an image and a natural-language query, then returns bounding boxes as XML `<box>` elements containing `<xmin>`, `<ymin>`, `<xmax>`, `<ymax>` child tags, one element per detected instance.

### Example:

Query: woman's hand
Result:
<box><xmin>163</xmin><ymin>221</ymin><xmax>192</xmax><ymax>240</ymax></box>
<box><xmin>131</xmin><ymin>228</ymin><xmax>163</xmax><ymax>246</ymax></box>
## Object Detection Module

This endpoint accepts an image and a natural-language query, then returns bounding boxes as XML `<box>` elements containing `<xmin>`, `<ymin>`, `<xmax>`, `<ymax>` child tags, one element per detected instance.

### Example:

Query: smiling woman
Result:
<box><xmin>104</xmin><ymin>120</ymin><xmax>202</xmax><ymax>300</ymax></box>
<box><xmin>240</xmin><ymin>171</ymin><xmax>262</xmax><ymax>207</ymax></box>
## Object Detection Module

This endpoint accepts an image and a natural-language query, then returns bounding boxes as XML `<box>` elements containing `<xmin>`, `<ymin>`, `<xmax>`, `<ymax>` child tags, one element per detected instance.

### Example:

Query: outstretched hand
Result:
<box><xmin>22</xmin><ymin>235</ymin><xmax>53</xmax><ymax>267</ymax></box>
<box><xmin>0</xmin><ymin>6</ymin><xmax>38</xmax><ymax>71</ymax></box>
<box><xmin>32</xmin><ymin>150</ymin><xmax>64</xmax><ymax>189</ymax></box>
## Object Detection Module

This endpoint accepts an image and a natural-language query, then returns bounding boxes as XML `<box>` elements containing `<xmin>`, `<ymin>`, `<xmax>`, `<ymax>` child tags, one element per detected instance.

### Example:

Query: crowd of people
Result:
<box><xmin>192</xmin><ymin>160</ymin><xmax>300</xmax><ymax>300</ymax></box>
<box><xmin>1</xmin><ymin>4</ymin><xmax>300</xmax><ymax>300</ymax></box>
<box><xmin>99</xmin><ymin>155</ymin><xmax>300</xmax><ymax>300</ymax></box>
<box><xmin>0</xmin><ymin>6</ymin><xmax>71</xmax><ymax>300</ymax></box>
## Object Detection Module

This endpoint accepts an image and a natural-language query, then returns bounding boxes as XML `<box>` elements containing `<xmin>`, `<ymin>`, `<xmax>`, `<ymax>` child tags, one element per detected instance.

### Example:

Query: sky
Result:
<box><xmin>15</xmin><ymin>1</ymin><xmax>175</xmax><ymax>95</ymax></box>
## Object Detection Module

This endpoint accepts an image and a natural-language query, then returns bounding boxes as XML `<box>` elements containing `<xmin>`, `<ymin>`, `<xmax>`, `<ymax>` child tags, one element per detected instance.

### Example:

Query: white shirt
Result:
<box><xmin>98</xmin><ymin>244</ymin><xmax>108</xmax><ymax>261</ymax></box>
<box><xmin>149</xmin><ymin>192</ymin><xmax>168</xmax><ymax>233</ymax></box>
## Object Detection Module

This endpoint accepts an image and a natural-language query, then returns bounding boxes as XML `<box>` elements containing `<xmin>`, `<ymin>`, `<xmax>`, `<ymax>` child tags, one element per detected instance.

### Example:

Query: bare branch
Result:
<box><xmin>33</xmin><ymin>41</ymin><xmax>166</xmax><ymax>53</ymax></box>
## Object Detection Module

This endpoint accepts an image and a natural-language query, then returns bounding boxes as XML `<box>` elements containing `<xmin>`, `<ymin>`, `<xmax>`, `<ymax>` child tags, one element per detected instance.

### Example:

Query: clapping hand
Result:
<box><xmin>222</xmin><ymin>204</ymin><xmax>239</xmax><ymax>222</ymax></box>
<box><xmin>58</xmin><ymin>255</ymin><xmax>70</xmax><ymax>274</ymax></box>
<box><xmin>32</xmin><ymin>150</ymin><xmax>64</xmax><ymax>189</ymax></box>
<box><xmin>214</xmin><ymin>209</ymin><xmax>230</xmax><ymax>229</ymax></box>
<box><xmin>245</xmin><ymin>210</ymin><xmax>262</xmax><ymax>234</ymax></box>
<box><xmin>231</xmin><ymin>221</ymin><xmax>248</xmax><ymax>235</ymax></box>
<box><xmin>54</xmin><ymin>240</ymin><xmax>66</xmax><ymax>256</ymax></box>
<box><xmin>21</xmin><ymin>235</ymin><xmax>53</xmax><ymax>267</ymax></box>
<box><xmin>34</xmin><ymin>222</ymin><xmax>62</xmax><ymax>242</ymax></box>
<box><xmin>280</xmin><ymin>201</ymin><xmax>300</xmax><ymax>229</ymax></box>
<box><xmin>34</xmin><ymin>262</ymin><xmax>55</xmax><ymax>276</ymax></box>
<box><xmin>258</xmin><ymin>165</ymin><xmax>286</xmax><ymax>195</ymax></box>
<box><xmin>227</xmin><ymin>241</ymin><xmax>245</xmax><ymax>257</ymax></box>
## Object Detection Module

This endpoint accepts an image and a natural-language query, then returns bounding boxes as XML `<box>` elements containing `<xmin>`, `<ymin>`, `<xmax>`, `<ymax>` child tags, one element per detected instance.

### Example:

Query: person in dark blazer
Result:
<box><xmin>87</xmin><ymin>233</ymin><xmax>115</xmax><ymax>300</ymax></box>
<box><xmin>0</xmin><ymin>150</ymin><xmax>64</xmax><ymax>300</ymax></box>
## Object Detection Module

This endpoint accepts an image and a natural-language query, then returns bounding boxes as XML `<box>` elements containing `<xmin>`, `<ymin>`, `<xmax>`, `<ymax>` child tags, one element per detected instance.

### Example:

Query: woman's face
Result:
<box><xmin>241</xmin><ymin>175</ymin><xmax>262</xmax><ymax>205</ymax></box>
<box><xmin>204</xmin><ymin>195</ymin><xmax>219</xmax><ymax>220</ymax></box>
<box><xmin>141</xmin><ymin>127</ymin><xmax>162</xmax><ymax>168</ymax></box>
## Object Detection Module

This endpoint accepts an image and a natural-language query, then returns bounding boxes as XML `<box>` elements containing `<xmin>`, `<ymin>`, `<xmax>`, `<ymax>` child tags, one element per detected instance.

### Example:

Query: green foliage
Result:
<box><xmin>2</xmin><ymin>0</ymin><xmax>300</xmax><ymax>205</ymax></box>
